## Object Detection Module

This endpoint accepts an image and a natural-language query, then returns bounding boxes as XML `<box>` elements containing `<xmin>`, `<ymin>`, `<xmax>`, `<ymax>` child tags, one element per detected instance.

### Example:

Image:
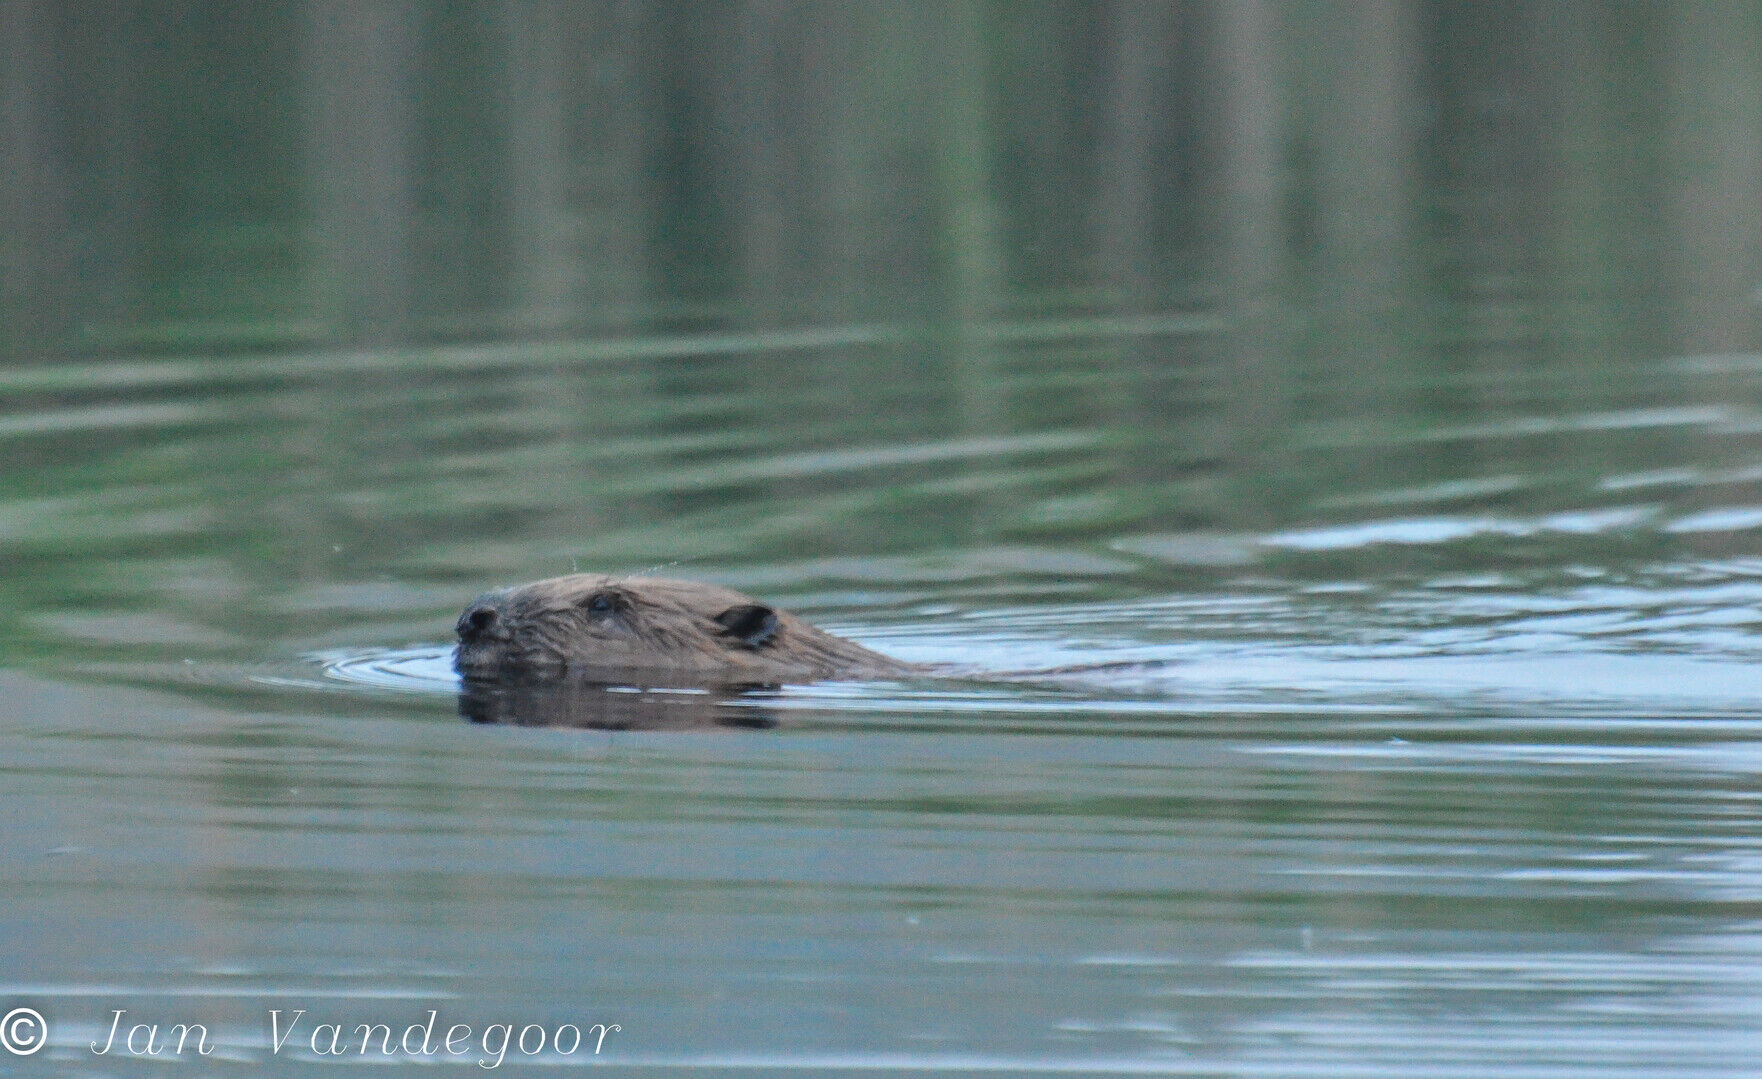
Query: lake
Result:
<box><xmin>4</xmin><ymin>4</ymin><xmax>1762</xmax><ymax>1075</ymax></box>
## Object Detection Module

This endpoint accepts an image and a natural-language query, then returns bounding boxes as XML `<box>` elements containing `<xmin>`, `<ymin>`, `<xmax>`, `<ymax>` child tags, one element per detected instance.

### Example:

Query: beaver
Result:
<box><xmin>454</xmin><ymin>574</ymin><xmax>918</xmax><ymax>685</ymax></box>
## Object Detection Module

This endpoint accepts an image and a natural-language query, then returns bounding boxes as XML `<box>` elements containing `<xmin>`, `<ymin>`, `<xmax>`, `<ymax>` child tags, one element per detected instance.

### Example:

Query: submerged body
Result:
<box><xmin>454</xmin><ymin>574</ymin><xmax>916</xmax><ymax>684</ymax></box>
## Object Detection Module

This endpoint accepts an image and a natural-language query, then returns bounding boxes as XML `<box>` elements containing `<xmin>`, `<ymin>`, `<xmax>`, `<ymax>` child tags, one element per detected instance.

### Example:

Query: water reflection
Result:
<box><xmin>8</xmin><ymin>4</ymin><xmax>1762</xmax><ymax>1075</ymax></box>
<box><xmin>5</xmin><ymin>661</ymin><xmax>1759</xmax><ymax>1074</ymax></box>
<box><xmin>456</xmin><ymin>674</ymin><xmax>778</xmax><ymax>730</ymax></box>
<box><xmin>11</xmin><ymin>3</ymin><xmax>1762</xmax><ymax>370</ymax></box>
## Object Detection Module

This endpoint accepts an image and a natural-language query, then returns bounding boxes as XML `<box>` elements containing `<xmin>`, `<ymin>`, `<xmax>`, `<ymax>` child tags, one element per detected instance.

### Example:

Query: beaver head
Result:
<box><xmin>454</xmin><ymin>574</ymin><xmax>913</xmax><ymax>684</ymax></box>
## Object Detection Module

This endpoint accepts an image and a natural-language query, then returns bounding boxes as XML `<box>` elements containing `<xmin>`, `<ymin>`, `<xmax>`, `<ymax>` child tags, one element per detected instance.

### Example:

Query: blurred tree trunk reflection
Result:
<box><xmin>502</xmin><ymin>0</ymin><xmax>642</xmax><ymax>335</ymax></box>
<box><xmin>1535</xmin><ymin>4</ymin><xmax>1641</xmax><ymax>385</ymax></box>
<box><xmin>3</xmin><ymin>2</ymin><xmax>149</xmax><ymax>353</ymax></box>
<box><xmin>306</xmin><ymin>0</ymin><xmax>418</xmax><ymax>344</ymax></box>
<box><xmin>941</xmin><ymin>0</ymin><xmax>1005</xmax><ymax>430</ymax></box>
<box><xmin>1097</xmin><ymin>0</ymin><xmax>1180</xmax><ymax>317</ymax></box>
<box><xmin>1212</xmin><ymin>0</ymin><xmax>1291</xmax><ymax>526</ymax></box>
<box><xmin>1664</xmin><ymin>2</ymin><xmax>1762</xmax><ymax>356</ymax></box>
<box><xmin>1302</xmin><ymin>0</ymin><xmax>1416</xmax><ymax>489</ymax></box>
<box><xmin>1</xmin><ymin>0</ymin><xmax>65</xmax><ymax>352</ymax></box>
<box><xmin>500</xmin><ymin>1</ymin><xmax>573</xmax><ymax>334</ymax></box>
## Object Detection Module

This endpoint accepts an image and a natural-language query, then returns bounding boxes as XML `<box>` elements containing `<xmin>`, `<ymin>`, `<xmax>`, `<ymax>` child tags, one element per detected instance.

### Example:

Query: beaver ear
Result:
<box><xmin>714</xmin><ymin>604</ymin><xmax>779</xmax><ymax>648</ymax></box>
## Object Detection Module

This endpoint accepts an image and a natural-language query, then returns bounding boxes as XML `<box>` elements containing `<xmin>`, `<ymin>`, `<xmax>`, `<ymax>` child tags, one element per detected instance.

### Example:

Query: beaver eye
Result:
<box><xmin>583</xmin><ymin>592</ymin><xmax>617</xmax><ymax>615</ymax></box>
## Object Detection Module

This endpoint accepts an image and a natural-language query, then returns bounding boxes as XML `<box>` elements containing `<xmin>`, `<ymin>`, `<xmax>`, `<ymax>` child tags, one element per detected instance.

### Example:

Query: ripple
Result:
<box><xmin>316</xmin><ymin>646</ymin><xmax>458</xmax><ymax>693</ymax></box>
<box><xmin>1261</xmin><ymin>506</ymin><xmax>1656</xmax><ymax>552</ymax></box>
<box><xmin>1666</xmin><ymin>505</ymin><xmax>1762</xmax><ymax>534</ymax></box>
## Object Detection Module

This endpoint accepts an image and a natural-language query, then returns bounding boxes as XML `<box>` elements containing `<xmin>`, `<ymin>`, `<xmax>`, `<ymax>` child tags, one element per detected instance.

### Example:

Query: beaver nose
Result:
<box><xmin>455</xmin><ymin>602</ymin><xmax>503</xmax><ymax>641</ymax></box>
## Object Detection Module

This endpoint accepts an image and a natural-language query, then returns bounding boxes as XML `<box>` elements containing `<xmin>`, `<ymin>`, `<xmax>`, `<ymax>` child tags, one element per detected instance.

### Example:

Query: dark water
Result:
<box><xmin>8</xmin><ymin>4</ymin><xmax>1762</xmax><ymax>1076</ymax></box>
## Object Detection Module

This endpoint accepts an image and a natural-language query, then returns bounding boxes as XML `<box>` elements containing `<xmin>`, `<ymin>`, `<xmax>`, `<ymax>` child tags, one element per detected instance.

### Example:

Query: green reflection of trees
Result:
<box><xmin>9</xmin><ymin>2</ymin><xmax>1749</xmax><ymax>358</ymax></box>
<box><xmin>5</xmin><ymin>2</ymin><xmax>1762</xmax><ymax>665</ymax></box>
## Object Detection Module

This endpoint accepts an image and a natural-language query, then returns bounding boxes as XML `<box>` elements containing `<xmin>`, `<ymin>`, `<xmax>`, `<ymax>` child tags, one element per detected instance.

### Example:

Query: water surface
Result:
<box><xmin>7</xmin><ymin>350</ymin><xmax>1762</xmax><ymax>1073</ymax></box>
<box><xmin>7</xmin><ymin>5</ymin><xmax>1762</xmax><ymax>1075</ymax></box>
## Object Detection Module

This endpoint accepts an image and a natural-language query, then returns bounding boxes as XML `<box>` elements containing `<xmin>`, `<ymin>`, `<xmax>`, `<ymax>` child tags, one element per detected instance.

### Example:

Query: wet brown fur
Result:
<box><xmin>454</xmin><ymin>574</ymin><xmax>916</xmax><ymax>684</ymax></box>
